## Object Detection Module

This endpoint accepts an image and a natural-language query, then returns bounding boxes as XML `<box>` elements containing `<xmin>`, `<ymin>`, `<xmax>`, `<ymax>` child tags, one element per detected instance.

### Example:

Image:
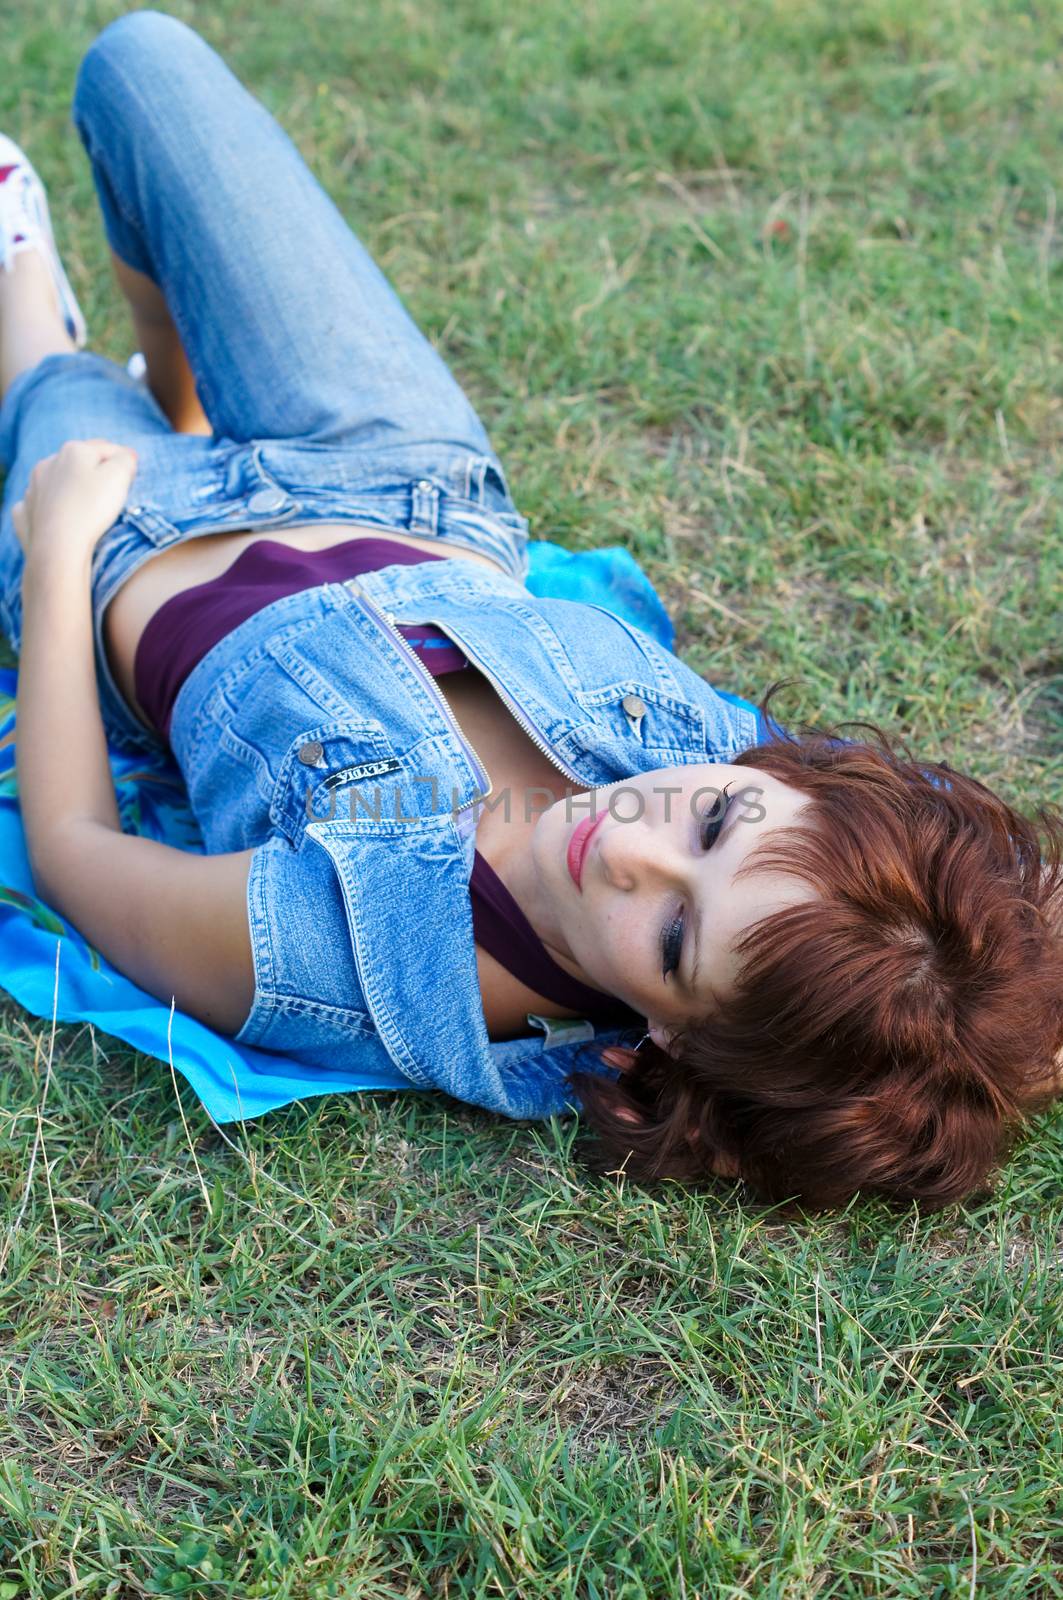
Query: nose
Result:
<box><xmin>596</xmin><ymin>808</ymin><xmax>684</xmax><ymax>894</ymax></box>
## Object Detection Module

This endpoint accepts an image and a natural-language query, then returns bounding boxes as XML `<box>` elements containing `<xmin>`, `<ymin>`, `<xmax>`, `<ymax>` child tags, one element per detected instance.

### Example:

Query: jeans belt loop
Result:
<box><xmin>469</xmin><ymin>454</ymin><xmax>488</xmax><ymax>503</ymax></box>
<box><xmin>410</xmin><ymin>478</ymin><xmax>440</xmax><ymax>534</ymax></box>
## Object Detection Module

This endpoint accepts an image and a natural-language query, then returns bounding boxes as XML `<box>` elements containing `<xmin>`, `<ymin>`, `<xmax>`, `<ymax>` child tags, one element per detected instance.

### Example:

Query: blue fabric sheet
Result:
<box><xmin>0</xmin><ymin>540</ymin><xmax>759</xmax><ymax>1119</ymax></box>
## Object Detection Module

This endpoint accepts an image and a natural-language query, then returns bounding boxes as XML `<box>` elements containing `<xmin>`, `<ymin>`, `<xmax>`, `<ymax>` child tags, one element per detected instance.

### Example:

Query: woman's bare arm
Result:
<box><xmin>38</xmin><ymin>825</ymin><xmax>256</xmax><ymax>1035</ymax></box>
<box><xmin>15</xmin><ymin>443</ymin><xmax>255</xmax><ymax>1034</ymax></box>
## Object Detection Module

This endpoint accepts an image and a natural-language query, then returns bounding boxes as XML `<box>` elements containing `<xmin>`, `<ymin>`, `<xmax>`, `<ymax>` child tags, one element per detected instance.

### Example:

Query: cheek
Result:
<box><xmin>585</xmin><ymin>904</ymin><xmax>650</xmax><ymax>991</ymax></box>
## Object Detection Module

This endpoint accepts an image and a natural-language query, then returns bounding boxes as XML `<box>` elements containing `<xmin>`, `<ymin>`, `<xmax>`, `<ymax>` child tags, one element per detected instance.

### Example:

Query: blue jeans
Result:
<box><xmin>0</xmin><ymin>9</ymin><xmax>529</xmax><ymax>755</ymax></box>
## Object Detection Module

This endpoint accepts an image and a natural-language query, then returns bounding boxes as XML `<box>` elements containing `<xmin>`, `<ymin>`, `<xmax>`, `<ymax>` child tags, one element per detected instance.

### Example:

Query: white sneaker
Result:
<box><xmin>0</xmin><ymin>132</ymin><xmax>87</xmax><ymax>348</ymax></box>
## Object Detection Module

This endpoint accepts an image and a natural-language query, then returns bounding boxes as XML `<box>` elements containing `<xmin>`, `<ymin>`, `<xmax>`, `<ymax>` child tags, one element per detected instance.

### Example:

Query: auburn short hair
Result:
<box><xmin>568</xmin><ymin>681</ymin><xmax>1063</xmax><ymax>1214</ymax></box>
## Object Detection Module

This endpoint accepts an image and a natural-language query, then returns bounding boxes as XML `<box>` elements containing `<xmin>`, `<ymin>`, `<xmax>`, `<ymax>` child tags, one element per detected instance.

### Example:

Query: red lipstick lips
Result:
<box><xmin>567</xmin><ymin>809</ymin><xmax>606</xmax><ymax>890</ymax></box>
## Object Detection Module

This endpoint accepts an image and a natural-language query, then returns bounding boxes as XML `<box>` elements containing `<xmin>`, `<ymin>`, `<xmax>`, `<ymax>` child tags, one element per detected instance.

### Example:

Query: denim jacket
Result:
<box><xmin>167</xmin><ymin>540</ymin><xmax>764</xmax><ymax>1121</ymax></box>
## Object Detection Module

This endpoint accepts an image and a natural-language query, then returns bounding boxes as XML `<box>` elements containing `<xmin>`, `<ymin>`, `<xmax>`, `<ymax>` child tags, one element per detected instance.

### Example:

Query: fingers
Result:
<box><xmin>14</xmin><ymin>439</ymin><xmax>139</xmax><ymax>555</ymax></box>
<box><xmin>31</xmin><ymin>440</ymin><xmax>138</xmax><ymax>478</ymax></box>
<box><xmin>600</xmin><ymin>1046</ymin><xmax>640</xmax><ymax>1073</ymax></box>
<box><xmin>66</xmin><ymin>438</ymin><xmax>138</xmax><ymax>466</ymax></box>
<box><xmin>87</xmin><ymin>438</ymin><xmax>138</xmax><ymax>466</ymax></box>
<box><xmin>47</xmin><ymin>438</ymin><xmax>138</xmax><ymax>464</ymax></box>
<box><xmin>98</xmin><ymin>449</ymin><xmax>139</xmax><ymax>487</ymax></box>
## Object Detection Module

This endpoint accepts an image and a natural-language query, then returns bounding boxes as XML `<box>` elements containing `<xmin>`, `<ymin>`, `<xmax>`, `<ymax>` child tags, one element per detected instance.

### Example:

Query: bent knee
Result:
<box><xmin>81</xmin><ymin>8</ymin><xmax>199</xmax><ymax>61</ymax></box>
<box><xmin>75</xmin><ymin>11</ymin><xmax>206</xmax><ymax>114</ymax></box>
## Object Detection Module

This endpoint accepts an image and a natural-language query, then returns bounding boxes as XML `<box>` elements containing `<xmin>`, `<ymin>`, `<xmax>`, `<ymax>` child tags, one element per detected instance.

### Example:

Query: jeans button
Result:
<box><xmin>247</xmin><ymin>486</ymin><xmax>288</xmax><ymax>514</ymax></box>
<box><xmin>298</xmin><ymin>740</ymin><xmax>325</xmax><ymax>767</ymax></box>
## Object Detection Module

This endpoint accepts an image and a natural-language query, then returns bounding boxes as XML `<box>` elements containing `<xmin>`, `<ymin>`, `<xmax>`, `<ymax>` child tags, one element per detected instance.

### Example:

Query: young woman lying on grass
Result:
<box><xmin>2</xmin><ymin>11</ymin><xmax>1061</xmax><ymax>1215</ymax></box>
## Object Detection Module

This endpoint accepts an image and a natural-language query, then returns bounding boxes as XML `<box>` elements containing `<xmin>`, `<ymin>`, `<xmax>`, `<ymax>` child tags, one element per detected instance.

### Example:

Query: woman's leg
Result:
<box><xmin>0</xmin><ymin>152</ymin><xmax>179</xmax><ymax>660</ymax></box>
<box><xmin>0</xmin><ymin>139</ymin><xmax>178</xmax><ymax>537</ymax></box>
<box><xmin>0</xmin><ymin>235</ymin><xmax>208</xmax><ymax>438</ymax></box>
<box><xmin>0</xmin><ymin>251</ymin><xmax>75</xmax><ymax>403</ymax></box>
<box><xmin>108</xmin><ymin>250</ymin><xmax>210</xmax><ymax>436</ymax></box>
<box><xmin>73</xmin><ymin>10</ymin><xmax>498</xmax><ymax>458</ymax></box>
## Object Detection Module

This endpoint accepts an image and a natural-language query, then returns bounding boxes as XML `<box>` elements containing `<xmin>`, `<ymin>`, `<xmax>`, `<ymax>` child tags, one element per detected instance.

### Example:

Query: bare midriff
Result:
<box><xmin>102</xmin><ymin>519</ymin><xmax>511</xmax><ymax>734</ymax></box>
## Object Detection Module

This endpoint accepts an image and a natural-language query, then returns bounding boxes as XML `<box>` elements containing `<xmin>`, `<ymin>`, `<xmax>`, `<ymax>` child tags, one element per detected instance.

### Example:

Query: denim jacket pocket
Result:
<box><xmin>572</xmin><ymin>680</ymin><xmax>709</xmax><ymax>761</ymax></box>
<box><xmin>268</xmin><ymin>717</ymin><xmax>405</xmax><ymax>845</ymax></box>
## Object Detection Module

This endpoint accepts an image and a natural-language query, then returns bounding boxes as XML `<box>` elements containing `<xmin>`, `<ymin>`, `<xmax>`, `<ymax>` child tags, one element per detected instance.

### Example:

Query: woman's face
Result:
<box><xmin>525</xmin><ymin>764</ymin><xmax>819</xmax><ymax>1046</ymax></box>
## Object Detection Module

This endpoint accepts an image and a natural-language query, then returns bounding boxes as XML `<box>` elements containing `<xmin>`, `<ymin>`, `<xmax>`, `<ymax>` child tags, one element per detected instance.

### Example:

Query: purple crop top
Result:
<box><xmin>134</xmin><ymin>536</ymin><xmax>468</xmax><ymax>743</ymax></box>
<box><xmin>134</xmin><ymin>536</ymin><xmax>628</xmax><ymax>1026</ymax></box>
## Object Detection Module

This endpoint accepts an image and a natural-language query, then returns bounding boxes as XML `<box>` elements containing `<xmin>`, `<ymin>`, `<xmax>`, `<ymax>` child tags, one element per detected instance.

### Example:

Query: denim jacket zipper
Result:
<box><xmin>405</xmin><ymin>614</ymin><xmax>585</xmax><ymax>786</ymax></box>
<box><xmin>344</xmin><ymin>578</ymin><xmax>494</xmax><ymax>815</ymax></box>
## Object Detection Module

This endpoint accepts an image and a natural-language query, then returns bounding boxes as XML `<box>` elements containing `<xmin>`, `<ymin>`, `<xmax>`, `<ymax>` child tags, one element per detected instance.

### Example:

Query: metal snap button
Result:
<box><xmin>247</xmin><ymin>486</ymin><xmax>288</xmax><ymax>514</ymax></box>
<box><xmin>297</xmin><ymin>740</ymin><xmax>325</xmax><ymax>767</ymax></box>
<box><xmin>621</xmin><ymin>693</ymin><xmax>647</xmax><ymax>738</ymax></box>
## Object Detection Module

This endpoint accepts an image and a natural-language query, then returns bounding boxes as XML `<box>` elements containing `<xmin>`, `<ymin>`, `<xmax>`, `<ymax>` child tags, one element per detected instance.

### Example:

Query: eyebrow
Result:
<box><xmin>688</xmin><ymin>789</ymin><xmax>744</xmax><ymax>999</ymax></box>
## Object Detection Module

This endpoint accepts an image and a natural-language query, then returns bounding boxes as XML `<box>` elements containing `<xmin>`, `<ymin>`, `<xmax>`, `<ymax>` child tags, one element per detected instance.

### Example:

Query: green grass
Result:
<box><xmin>2</xmin><ymin>0</ymin><xmax>1063</xmax><ymax>1593</ymax></box>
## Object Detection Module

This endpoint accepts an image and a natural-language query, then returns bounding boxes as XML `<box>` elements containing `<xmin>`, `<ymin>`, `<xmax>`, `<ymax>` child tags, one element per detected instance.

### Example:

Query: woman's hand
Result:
<box><xmin>11</xmin><ymin>438</ymin><xmax>138</xmax><ymax>566</ymax></box>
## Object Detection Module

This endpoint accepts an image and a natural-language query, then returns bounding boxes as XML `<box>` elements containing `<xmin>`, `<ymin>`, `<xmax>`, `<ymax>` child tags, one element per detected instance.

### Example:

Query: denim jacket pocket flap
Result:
<box><xmin>572</xmin><ymin>681</ymin><xmax>709</xmax><ymax>760</ymax></box>
<box><xmin>270</xmin><ymin>717</ymin><xmax>403</xmax><ymax>844</ymax></box>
